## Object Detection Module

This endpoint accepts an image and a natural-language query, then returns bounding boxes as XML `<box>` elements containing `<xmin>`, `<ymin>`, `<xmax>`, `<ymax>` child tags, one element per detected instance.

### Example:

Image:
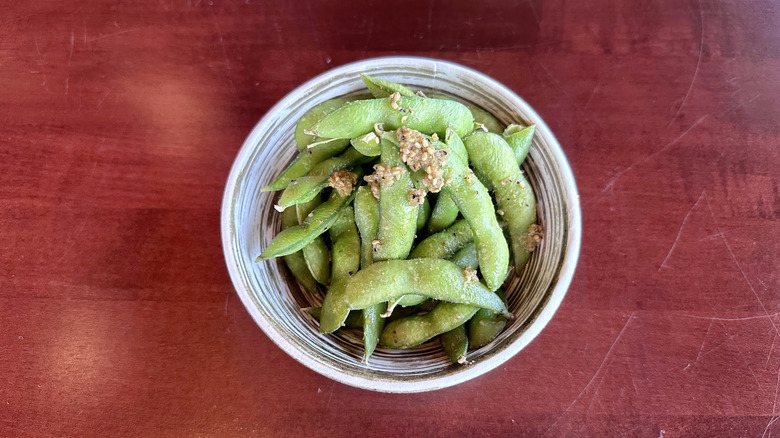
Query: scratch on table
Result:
<box><xmin>210</xmin><ymin>9</ymin><xmax>236</xmax><ymax>95</ymax></box>
<box><xmin>599</xmin><ymin>115</ymin><xmax>708</xmax><ymax>196</ymax></box>
<box><xmin>721</xmin><ymin>321</ymin><xmax>764</xmax><ymax>391</ymax></box>
<box><xmin>95</xmin><ymin>87</ymin><xmax>114</xmax><ymax>111</ymax></box>
<box><xmin>544</xmin><ymin>313</ymin><xmax>635</xmax><ymax>435</ymax></box>
<box><xmin>694</xmin><ymin>320</ymin><xmax>714</xmax><ymax>364</ymax></box>
<box><xmin>725</xmin><ymin>93</ymin><xmax>761</xmax><ymax>116</ymax></box>
<box><xmin>56</xmin><ymin>220</ymin><xmax>88</xmax><ymax>264</ymax></box>
<box><xmin>33</xmin><ymin>35</ymin><xmax>50</xmax><ymax>92</ymax></box>
<box><xmin>660</xmin><ymin>190</ymin><xmax>706</xmax><ymax>270</ymax></box>
<box><xmin>767</xmin><ymin>333</ymin><xmax>777</xmax><ymax>369</ymax></box>
<box><xmin>583</xmin><ymin>84</ymin><xmax>600</xmax><ymax>110</ymax></box>
<box><xmin>667</xmin><ymin>0</ymin><xmax>704</xmax><ymax>128</ymax></box>
<box><xmin>762</xmin><ymin>366</ymin><xmax>780</xmax><ymax>438</ymax></box>
<box><xmin>704</xmin><ymin>192</ymin><xmax>780</xmax><ymax>337</ymax></box>
<box><xmin>90</xmin><ymin>28</ymin><xmax>141</xmax><ymax>43</ymax></box>
<box><xmin>224</xmin><ymin>293</ymin><xmax>229</xmax><ymax>316</ymax></box>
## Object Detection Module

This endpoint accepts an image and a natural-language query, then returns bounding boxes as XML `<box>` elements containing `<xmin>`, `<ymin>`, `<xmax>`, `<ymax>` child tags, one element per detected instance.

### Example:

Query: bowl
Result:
<box><xmin>221</xmin><ymin>56</ymin><xmax>581</xmax><ymax>393</ymax></box>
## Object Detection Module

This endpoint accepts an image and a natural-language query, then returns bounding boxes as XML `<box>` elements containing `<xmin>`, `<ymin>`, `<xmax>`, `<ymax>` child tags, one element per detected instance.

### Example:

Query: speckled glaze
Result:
<box><xmin>221</xmin><ymin>57</ymin><xmax>581</xmax><ymax>393</ymax></box>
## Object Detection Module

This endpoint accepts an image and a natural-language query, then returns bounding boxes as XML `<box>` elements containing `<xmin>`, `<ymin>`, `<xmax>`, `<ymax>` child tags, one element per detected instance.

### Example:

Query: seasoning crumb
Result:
<box><xmin>364</xmin><ymin>164</ymin><xmax>405</xmax><ymax>199</ymax></box>
<box><xmin>415</xmin><ymin>90</ymin><xmax>426</xmax><ymax>97</ymax></box>
<box><xmin>274</xmin><ymin>204</ymin><xmax>285</xmax><ymax>212</ymax></box>
<box><xmin>396</xmin><ymin>127</ymin><xmax>448</xmax><ymax>193</ymax></box>
<box><xmin>500</xmin><ymin>178</ymin><xmax>509</xmax><ymax>185</ymax></box>
<box><xmin>519</xmin><ymin>180</ymin><xmax>526</xmax><ymax>188</ymax></box>
<box><xmin>374</xmin><ymin>123</ymin><xmax>384</xmax><ymax>137</ymax></box>
<box><xmin>497</xmin><ymin>209</ymin><xmax>504</xmax><ymax>216</ymax></box>
<box><xmin>371</xmin><ymin>239</ymin><xmax>381</xmax><ymax>252</ymax></box>
<box><xmin>389</xmin><ymin>91</ymin><xmax>401</xmax><ymax>109</ymax></box>
<box><xmin>462</xmin><ymin>266</ymin><xmax>479</xmax><ymax>285</ymax></box>
<box><xmin>328</xmin><ymin>170</ymin><xmax>358</xmax><ymax>197</ymax></box>
<box><xmin>401</xmin><ymin>115</ymin><xmax>408</xmax><ymax>124</ymax></box>
<box><xmin>431</xmin><ymin>133</ymin><xmax>439</xmax><ymax>141</ymax></box>
<box><xmin>524</xmin><ymin>223</ymin><xmax>545</xmax><ymax>251</ymax></box>
<box><xmin>408</xmin><ymin>188</ymin><xmax>426</xmax><ymax>206</ymax></box>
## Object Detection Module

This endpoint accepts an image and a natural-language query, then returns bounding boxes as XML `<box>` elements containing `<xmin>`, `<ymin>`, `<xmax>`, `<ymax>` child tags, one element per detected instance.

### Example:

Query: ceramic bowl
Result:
<box><xmin>221</xmin><ymin>56</ymin><xmax>581</xmax><ymax>392</ymax></box>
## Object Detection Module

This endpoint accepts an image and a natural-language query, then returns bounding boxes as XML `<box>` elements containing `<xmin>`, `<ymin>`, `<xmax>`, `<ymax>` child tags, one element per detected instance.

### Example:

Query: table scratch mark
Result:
<box><xmin>90</xmin><ymin>28</ymin><xmax>140</xmax><ymax>43</ymax></box>
<box><xmin>667</xmin><ymin>0</ymin><xmax>704</xmax><ymax>128</ymax></box>
<box><xmin>56</xmin><ymin>220</ymin><xmax>88</xmax><ymax>264</ymax></box>
<box><xmin>600</xmin><ymin>115</ymin><xmax>708</xmax><ymax>196</ymax></box>
<box><xmin>224</xmin><ymin>293</ymin><xmax>229</xmax><ymax>316</ymax></box>
<box><xmin>210</xmin><ymin>9</ymin><xmax>236</xmax><ymax>95</ymax></box>
<box><xmin>33</xmin><ymin>35</ymin><xmax>50</xmax><ymax>92</ymax></box>
<box><xmin>768</xmin><ymin>333</ymin><xmax>777</xmax><ymax>369</ymax></box>
<box><xmin>95</xmin><ymin>87</ymin><xmax>114</xmax><ymax>111</ymax></box>
<box><xmin>725</xmin><ymin>93</ymin><xmax>761</xmax><ymax>116</ymax></box>
<box><xmin>721</xmin><ymin>321</ymin><xmax>764</xmax><ymax>391</ymax></box>
<box><xmin>763</xmin><ymin>367</ymin><xmax>780</xmax><ymax>438</ymax></box>
<box><xmin>544</xmin><ymin>313</ymin><xmax>634</xmax><ymax>435</ymax></box>
<box><xmin>583</xmin><ymin>84</ymin><xmax>600</xmax><ymax>110</ymax></box>
<box><xmin>694</xmin><ymin>320</ymin><xmax>714</xmax><ymax>364</ymax></box>
<box><xmin>704</xmin><ymin>192</ymin><xmax>780</xmax><ymax>337</ymax></box>
<box><xmin>660</xmin><ymin>190</ymin><xmax>706</xmax><ymax>270</ymax></box>
<box><xmin>324</xmin><ymin>380</ymin><xmax>336</xmax><ymax>410</ymax></box>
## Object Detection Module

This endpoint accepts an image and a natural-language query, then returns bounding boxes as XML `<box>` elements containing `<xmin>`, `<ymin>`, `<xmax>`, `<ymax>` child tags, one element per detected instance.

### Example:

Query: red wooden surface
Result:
<box><xmin>2</xmin><ymin>0</ymin><xmax>778</xmax><ymax>436</ymax></box>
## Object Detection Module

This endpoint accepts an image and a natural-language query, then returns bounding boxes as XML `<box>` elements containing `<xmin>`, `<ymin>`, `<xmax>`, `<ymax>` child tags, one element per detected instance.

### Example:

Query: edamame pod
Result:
<box><xmin>503</xmin><ymin>124</ymin><xmax>535</xmax><ymax>165</ymax></box>
<box><xmin>319</xmin><ymin>206</ymin><xmax>361</xmax><ymax>333</ymax></box>
<box><xmin>380</xmin><ymin>301</ymin><xmax>479</xmax><ymax>349</ymax></box>
<box><xmin>280</xmin><ymin>207</ymin><xmax>318</xmax><ymax>295</ymax></box>
<box><xmin>294</xmin><ymin>95</ymin><xmax>368</xmax><ymax>149</ymax></box>
<box><xmin>409</xmin><ymin>219</ymin><xmax>473</xmax><ymax>259</ymax></box>
<box><xmin>441</xmin><ymin>324</ymin><xmax>469</xmax><ymax>364</ymax></box>
<box><xmin>305</xmin><ymin>306</ymin><xmax>363</xmax><ymax>329</ymax></box>
<box><xmin>257</xmin><ymin>188</ymin><xmax>356</xmax><ymax>261</ymax></box>
<box><xmin>449</xmin><ymin>242</ymin><xmax>479</xmax><ymax>270</ymax></box>
<box><xmin>262</xmin><ymin>139</ymin><xmax>350</xmax><ymax>192</ymax></box>
<box><xmin>374</xmin><ymin>138</ymin><xmax>417</xmax><ymax>261</ymax></box>
<box><xmin>468</xmin><ymin>289</ymin><xmax>508</xmax><ymax>349</ymax></box>
<box><xmin>416</xmin><ymin>197</ymin><xmax>431</xmax><ymax>233</ymax></box>
<box><xmin>342</xmin><ymin>259</ymin><xmax>510</xmax><ymax>314</ymax></box>
<box><xmin>277</xmin><ymin>147</ymin><xmax>370</xmax><ymax>208</ymax></box>
<box><xmin>464</xmin><ymin>131</ymin><xmax>536</xmax><ymax>271</ymax></box>
<box><xmin>427</xmin><ymin>193</ymin><xmax>459</xmax><ymax>234</ymax></box>
<box><xmin>297</xmin><ymin>196</ymin><xmax>330</xmax><ymax>285</ymax></box>
<box><xmin>440</xmin><ymin>134</ymin><xmax>509</xmax><ymax>291</ymax></box>
<box><xmin>350</xmin><ymin>132</ymin><xmax>381</xmax><ymax>156</ymax></box>
<box><xmin>353</xmin><ymin>185</ymin><xmax>385</xmax><ymax>360</ymax></box>
<box><xmin>314</xmin><ymin>95</ymin><xmax>474</xmax><ymax>140</ymax></box>
<box><xmin>361</xmin><ymin>74</ymin><xmax>415</xmax><ymax>98</ymax></box>
<box><xmin>469</xmin><ymin>106</ymin><xmax>505</xmax><ymax>134</ymax></box>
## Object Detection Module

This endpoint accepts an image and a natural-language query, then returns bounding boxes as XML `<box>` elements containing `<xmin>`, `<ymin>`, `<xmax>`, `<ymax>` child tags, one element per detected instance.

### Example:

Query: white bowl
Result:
<box><xmin>221</xmin><ymin>57</ymin><xmax>581</xmax><ymax>393</ymax></box>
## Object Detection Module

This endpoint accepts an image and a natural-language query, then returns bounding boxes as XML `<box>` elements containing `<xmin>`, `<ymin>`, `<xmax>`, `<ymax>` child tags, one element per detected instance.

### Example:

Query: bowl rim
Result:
<box><xmin>221</xmin><ymin>56</ymin><xmax>582</xmax><ymax>393</ymax></box>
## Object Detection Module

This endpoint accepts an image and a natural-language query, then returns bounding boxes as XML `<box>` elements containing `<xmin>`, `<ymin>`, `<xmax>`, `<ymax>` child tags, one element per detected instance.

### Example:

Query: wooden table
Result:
<box><xmin>2</xmin><ymin>0</ymin><xmax>778</xmax><ymax>436</ymax></box>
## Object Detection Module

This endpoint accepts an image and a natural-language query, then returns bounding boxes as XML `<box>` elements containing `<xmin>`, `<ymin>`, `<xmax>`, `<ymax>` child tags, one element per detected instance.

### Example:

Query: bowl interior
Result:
<box><xmin>222</xmin><ymin>57</ymin><xmax>581</xmax><ymax>392</ymax></box>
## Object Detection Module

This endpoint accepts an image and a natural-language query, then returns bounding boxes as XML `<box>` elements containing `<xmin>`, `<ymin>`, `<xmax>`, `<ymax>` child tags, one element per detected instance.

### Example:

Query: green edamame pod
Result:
<box><xmin>503</xmin><ymin>124</ymin><xmax>536</xmax><ymax>165</ymax></box>
<box><xmin>301</xmin><ymin>237</ymin><xmax>330</xmax><ymax>285</ymax></box>
<box><xmin>468</xmin><ymin>289</ymin><xmax>508</xmax><ymax>349</ymax></box>
<box><xmin>445</xmin><ymin>127</ymin><xmax>468</xmax><ymax>163</ymax></box>
<box><xmin>409</xmin><ymin>219</ymin><xmax>473</xmax><ymax>259</ymax></box>
<box><xmin>342</xmin><ymin>259</ymin><xmax>509</xmax><ymax>315</ymax></box>
<box><xmin>424</xmin><ymin>92</ymin><xmax>504</xmax><ymax>134</ymax></box>
<box><xmin>469</xmin><ymin>106</ymin><xmax>505</xmax><ymax>134</ymax></box>
<box><xmin>374</xmin><ymin>138</ymin><xmax>417</xmax><ymax>261</ymax></box>
<box><xmin>362</xmin><ymin>302</ymin><xmax>386</xmax><ymax>362</ymax></box>
<box><xmin>441</xmin><ymin>324</ymin><xmax>469</xmax><ymax>364</ymax></box>
<box><xmin>294</xmin><ymin>95</ymin><xmax>368</xmax><ymax>150</ymax></box>
<box><xmin>361</xmin><ymin>74</ymin><xmax>415</xmax><ymax>98</ymax></box>
<box><xmin>427</xmin><ymin>193</ymin><xmax>459</xmax><ymax>234</ymax></box>
<box><xmin>314</xmin><ymin>95</ymin><xmax>474</xmax><ymax>140</ymax></box>
<box><xmin>257</xmin><ymin>188</ymin><xmax>356</xmax><ymax>261</ymax></box>
<box><xmin>305</xmin><ymin>306</ymin><xmax>363</xmax><ymax>329</ymax></box>
<box><xmin>350</xmin><ymin>132</ymin><xmax>381</xmax><ymax>156</ymax></box>
<box><xmin>449</xmin><ymin>243</ymin><xmax>479</xmax><ymax>270</ymax></box>
<box><xmin>440</xmin><ymin>132</ymin><xmax>509</xmax><ymax>291</ymax></box>
<box><xmin>319</xmin><ymin>206</ymin><xmax>361</xmax><ymax>333</ymax></box>
<box><xmin>280</xmin><ymin>207</ymin><xmax>318</xmax><ymax>295</ymax></box>
<box><xmin>353</xmin><ymin>186</ymin><xmax>385</xmax><ymax>361</ymax></box>
<box><xmin>354</xmin><ymin>186</ymin><xmax>379</xmax><ymax>269</ymax></box>
<box><xmin>262</xmin><ymin>139</ymin><xmax>350</xmax><ymax>192</ymax></box>
<box><xmin>416</xmin><ymin>197</ymin><xmax>431</xmax><ymax>233</ymax></box>
<box><xmin>296</xmin><ymin>196</ymin><xmax>330</xmax><ymax>285</ymax></box>
<box><xmin>464</xmin><ymin>131</ymin><xmax>536</xmax><ymax>271</ymax></box>
<box><xmin>277</xmin><ymin>147</ymin><xmax>370</xmax><ymax>208</ymax></box>
<box><xmin>380</xmin><ymin>301</ymin><xmax>479</xmax><ymax>349</ymax></box>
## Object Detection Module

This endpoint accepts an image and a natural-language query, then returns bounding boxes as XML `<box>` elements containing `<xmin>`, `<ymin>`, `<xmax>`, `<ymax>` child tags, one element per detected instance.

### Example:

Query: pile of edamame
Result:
<box><xmin>258</xmin><ymin>74</ymin><xmax>543</xmax><ymax>364</ymax></box>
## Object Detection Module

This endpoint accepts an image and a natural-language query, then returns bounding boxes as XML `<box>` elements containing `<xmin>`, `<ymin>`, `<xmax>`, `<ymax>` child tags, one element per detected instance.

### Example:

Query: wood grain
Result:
<box><xmin>1</xmin><ymin>0</ymin><xmax>778</xmax><ymax>436</ymax></box>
